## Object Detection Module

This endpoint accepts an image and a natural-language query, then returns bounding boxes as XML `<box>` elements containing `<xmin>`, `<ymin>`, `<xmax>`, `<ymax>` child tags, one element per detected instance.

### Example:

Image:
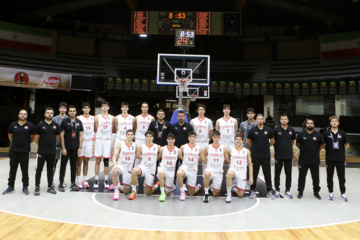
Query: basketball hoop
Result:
<box><xmin>176</xmin><ymin>77</ymin><xmax>190</xmax><ymax>92</ymax></box>
<box><xmin>190</xmin><ymin>93</ymin><xmax>197</xmax><ymax>102</ymax></box>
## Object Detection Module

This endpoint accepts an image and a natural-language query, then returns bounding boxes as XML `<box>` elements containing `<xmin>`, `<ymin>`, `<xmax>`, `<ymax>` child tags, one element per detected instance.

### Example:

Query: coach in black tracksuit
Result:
<box><xmin>296</xmin><ymin>119</ymin><xmax>324</xmax><ymax>200</ymax></box>
<box><xmin>2</xmin><ymin>109</ymin><xmax>35</xmax><ymax>195</ymax></box>
<box><xmin>323</xmin><ymin>116</ymin><xmax>350</xmax><ymax>201</ymax></box>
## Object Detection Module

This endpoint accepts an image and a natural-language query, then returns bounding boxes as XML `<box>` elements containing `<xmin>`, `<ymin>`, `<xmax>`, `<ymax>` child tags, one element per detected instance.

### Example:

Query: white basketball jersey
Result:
<box><xmin>140</xmin><ymin>143</ymin><xmax>158</xmax><ymax>173</ymax></box>
<box><xmin>190</xmin><ymin>117</ymin><xmax>213</xmax><ymax>143</ymax></box>
<box><xmin>117</xmin><ymin>141</ymin><xmax>136</xmax><ymax>170</ymax></box>
<box><xmin>230</xmin><ymin>147</ymin><xmax>248</xmax><ymax>171</ymax></box>
<box><xmin>219</xmin><ymin>117</ymin><xmax>236</xmax><ymax>144</ymax></box>
<box><xmin>160</xmin><ymin>146</ymin><xmax>179</xmax><ymax>172</ymax></box>
<box><xmin>207</xmin><ymin>144</ymin><xmax>225</xmax><ymax>173</ymax></box>
<box><xmin>95</xmin><ymin>114</ymin><xmax>113</xmax><ymax>140</ymax></box>
<box><xmin>182</xmin><ymin>144</ymin><xmax>200</xmax><ymax>172</ymax></box>
<box><xmin>78</xmin><ymin>115</ymin><xmax>94</xmax><ymax>140</ymax></box>
<box><xmin>116</xmin><ymin>114</ymin><xmax>134</xmax><ymax>140</ymax></box>
<box><xmin>135</xmin><ymin>114</ymin><xmax>153</xmax><ymax>140</ymax></box>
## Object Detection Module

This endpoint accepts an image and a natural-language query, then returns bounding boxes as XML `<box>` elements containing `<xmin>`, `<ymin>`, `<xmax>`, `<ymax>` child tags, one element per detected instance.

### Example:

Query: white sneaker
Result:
<box><xmin>104</xmin><ymin>180</ymin><xmax>109</xmax><ymax>188</ymax></box>
<box><xmin>225</xmin><ymin>195</ymin><xmax>232</xmax><ymax>203</ymax></box>
<box><xmin>76</xmin><ymin>182</ymin><xmax>83</xmax><ymax>189</ymax></box>
<box><xmin>94</xmin><ymin>180</ymin><xmax>99</xmax><ymax>189</ymax></box>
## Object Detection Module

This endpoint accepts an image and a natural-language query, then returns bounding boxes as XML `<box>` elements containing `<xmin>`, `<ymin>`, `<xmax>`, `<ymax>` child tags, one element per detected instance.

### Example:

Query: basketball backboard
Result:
<box><xmin>157</xmin><ymin>53</ymin><xmax>210</xmax><ymax>86</ymax></box>
<box><xmin>175</xmin><ymin>86</ymin><xmax>210</xmax><ymax>99</ymax></box>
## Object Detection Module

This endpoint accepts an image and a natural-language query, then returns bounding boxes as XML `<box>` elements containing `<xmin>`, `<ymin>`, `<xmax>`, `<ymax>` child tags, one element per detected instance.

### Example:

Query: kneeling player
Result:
<box><xmin>203</xmin><ymin>131</ymin><xmax>229</xmax><ymax>202</ymax></box>
<box><xmin>157</xmin><ymin>133</ymin><xmax>182</xmax><ymax>202</ymax></box>
<box><xmin>177</xmin><ymin>131</ymin><xmax>206</xmax><ymax>201</ymax></box>
<box><xmin>225</xmin><ymin>135</ymin><xmax>253</xmax><ymax>203</ymax></box>
<box><xmin>128</xmin><ymin>131</ymin><xmax>160</xmax><ymax>200</ymax></box>
<box><xmin>112</xmin><ymin>130</ymin><xmax>137</xmax><ymax>200</ymax></box>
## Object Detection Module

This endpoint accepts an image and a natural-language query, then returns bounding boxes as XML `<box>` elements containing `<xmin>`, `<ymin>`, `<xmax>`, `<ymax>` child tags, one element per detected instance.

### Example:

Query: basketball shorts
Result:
<box><xmin>138</xmin><ymin>165</ymin><xmax>155</xmax><ymax>188</ymax></box>
<box><xmin>94</xmin><ymin>139</ymin><xmax>111</xmax><ymax>158</ymax></box>
<box><xmin>79</xmin><ymin>139</ymin><xmax>93</xmax><ymax>158</ymax></box>
<box><xmin>179</xmin><ymin>167</ymin><xmax>197</xmax><ymax>188</ymax></box>
<box><xmin>157</xmin><ymin>166</ymin><xmax>175</xmax><ymax>191</ymax></box>
<box><xmin>228</xmin><ymin>167</ymin><xmax>247</xmax><ymax>191</ymax></box>
<box><xmin>204</xmin><ymin>168</ymin><xmax>223</xmax><ymax>192</ymax></box>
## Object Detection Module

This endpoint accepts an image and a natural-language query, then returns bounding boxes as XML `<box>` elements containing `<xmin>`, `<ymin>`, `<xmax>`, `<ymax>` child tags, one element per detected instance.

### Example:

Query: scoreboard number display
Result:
<box><xmin>174</xmin><ymin>30</ymin><xmax>195</xmax><ymax>47</ymax></box>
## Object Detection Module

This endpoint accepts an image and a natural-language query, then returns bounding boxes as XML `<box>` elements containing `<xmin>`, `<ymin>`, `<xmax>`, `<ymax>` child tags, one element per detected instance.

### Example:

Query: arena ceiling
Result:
<box><xmin>1</xmin><ymin>0</ymin><xmax>360</xmax><ymax>36</ymax></box>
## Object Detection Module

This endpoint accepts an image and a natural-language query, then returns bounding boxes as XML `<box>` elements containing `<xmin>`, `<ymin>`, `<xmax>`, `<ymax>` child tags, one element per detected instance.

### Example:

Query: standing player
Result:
<box><xmin>246</xmin><ymin>114</ymin><xmax>275</xmax><ymax>199</ymax></box>
<box><xmin>133</xmin><ymin>102</ymin><xmax>155</xmax><ymax>166</ymax></box>
<box><xmin>114</xmin><ymin>102</ymin><xmax>135</xmax><ymax>149</ymax></box>
<box><xmin>273</xmin><ymin>114</ymin><xmax>296</xmax><ymax>199</ymax></box>
<box><xmin>34</xmin><ymin>107</ymin><xmax>60</xmax><ymax>196</ymax></box>
<box><xmin>190</xmin><ymin>104</ymin><xmax>213</xmax><ymax>172</ymax></box>
<box><xmin>225</xmin><ymin>135</ymin><xmax>253</xmax><ymax>203</ymax></box>
<box><xmin>177</xmin><ymin>131</ymin><xmax>206</xmax><ymax>200</ymax></box>
<box><xmin>296</xmin><ymin>119</ymin><xmax>325</xmax><ymax>200</ymax></box>
<box><xmin>3</xmin><ymin>109</ymin><xmax>35</xmax><ymax>195</ymax></box>
<box><xmin>203</xmin><ymin>130</ymin><xmax>229</xmax><ymax>202</ymax></box>
<box><xmin>76</xmin><ymin>102</ymin><xmax>95</xmax><ymax>189</ymax></box>
<box><xmin>128</xmin><ymin>131</ymin><xmax>160</xmax><ymax>200</ymax></box>
<box><xmin>216</xmin><ymin>104</ymin><xmax>238</xmax><ymax>150</ymax></box>
<box><xmin>156</xmin><ymin>133</ymin><xmax>182</xmax><ymax>202</ymax></box>
<box><xmin>323</xmin><ymin>116</ymin><xmax>350</xmax><ymax>201</ymax></box>
<box><xmin>112</xmin><ymin>130</ymin><xmax>137</xmax><ymax>200</ymax></box>
<box><xmin>94</xmin><ymin>101</ymin><xmax>114</xmax><ymax>189</ymax></box>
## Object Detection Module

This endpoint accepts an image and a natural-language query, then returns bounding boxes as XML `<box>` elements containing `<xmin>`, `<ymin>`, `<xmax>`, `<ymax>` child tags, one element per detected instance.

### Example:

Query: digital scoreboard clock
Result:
<box><xmin>174</xmin><ymin>30</ymin><xmax>195</xmax><ymax>47</ymax></box>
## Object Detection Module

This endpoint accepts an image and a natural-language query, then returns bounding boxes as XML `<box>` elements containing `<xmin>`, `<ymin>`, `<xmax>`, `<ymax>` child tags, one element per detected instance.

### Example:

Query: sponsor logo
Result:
<box><xmin>24</xmin><ymin>126</ymin><xmax>28</xmax><ymax>129</ymax></box>
<box><xmin>53</xmin><ymin>126</ymin><xmax>57</xmax><ymax>129</ymax></box>
<box><xmin>44</xmin><ymin>76</ymin><xmax>61</xmax><ymax>86</ymax></box>
<box><xmin>313</xmin><ymin>137</ymin><xmax>317</xmax><ymax>140</ymax></box>
<box><xmin>14</xmin><ymin>72</ymin><xmax>29</xmax><ymax>84</ymax></box>
<box><xmin>264</xmin><ymin>131</ymin><xmax>268</xmax><ymax>135</ymax></box>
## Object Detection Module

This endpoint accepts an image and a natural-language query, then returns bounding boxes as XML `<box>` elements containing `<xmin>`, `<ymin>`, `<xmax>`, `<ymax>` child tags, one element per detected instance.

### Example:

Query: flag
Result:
<box><xmin>320</xmin><ymin>31</ymin><xmax>360</xmax><ymax>59</ymax></box>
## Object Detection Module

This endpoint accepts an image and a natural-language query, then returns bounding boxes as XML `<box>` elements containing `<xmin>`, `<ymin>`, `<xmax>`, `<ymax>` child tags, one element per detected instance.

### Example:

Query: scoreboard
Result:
<box><xmin>131</xmin><ymin>11</ymin><xmax>241</xmax><ymax>36</ymax></box>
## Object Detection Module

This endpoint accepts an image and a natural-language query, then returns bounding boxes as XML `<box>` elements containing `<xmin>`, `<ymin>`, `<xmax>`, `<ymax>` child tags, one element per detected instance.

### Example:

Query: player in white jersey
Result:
<box><xmin>225</xmin><ymin>135</ymin><xmax>253</xmax><ymax>203</ymax></box>
<box><xmin>94</xmin><ymin>101</ymin><xmax>114</xmax><ymax>189</ymax></box>
<box><xmin>177</xmin><ymin>131</ymin><xmax>206</xmax><ymax>201</ymax></box>
<box><xmin>128</xmin><ymin>130</ymin><xmax>160</xmax><ymax>200</ymax></box>
<box><xmin>190</xmin><ymin>104</ymin><xmax>213</xmax><ymax>173</ymax></box>
<box><xmin>216</xmin><ymin>104</ymin><xmax>238</xmax><ymax>150</ymax></box>
<box><xmin>114</xmin><ymin>102</ymin><xmax>135</xmax><ymax>149</ymax></box>
<box><xmin>203</xmin><ymin>130</ymin><xmax>229</xmax><ymax>202</ymax></box>
<box><xmin>133</xmin><ymin>101</ymin><xmax>155</xmax><ymax>167</ymax></box>
<box><xmin>76</xmin><ymin>102</ymin><xmax>94</xmax><ymax>189</ymax></box>
<box><xmin>112</xmin><ymin>129</ymin><xmax>137</xmax><ymax>200</ymax></box>
<box><xmin>156</xmin><ymin>133</ymin><xmax>182</xmax><ymax>202</ymax></box>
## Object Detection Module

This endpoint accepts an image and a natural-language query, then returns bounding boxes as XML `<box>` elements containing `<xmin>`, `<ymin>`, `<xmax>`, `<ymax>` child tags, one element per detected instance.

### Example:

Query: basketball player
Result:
<box><xmin>112</xmin><ymin>130</ymin><xmax>137</xmax><ymax>200</ymax></box>
<box><xmin>94</xmin><ymin>101</ymin><xmax>114</xmax><ymax>189</ymax></box>
<box><xmin>216</xmin><ymin>104</ymin><xmax>238</xmax><ymax>150</ymax></box>
<box><xmin>76</xmin><ymin>102</ymin><xmax>94</xmax><ymax>189</ymax></box>
<box><xmin>128</xmin><ymin>131</ymin><xmax>160</xmax><ymax>200</ymax></box>
<box><xmin>133</xmin><ymin>102</ymin><xmax>155</xmax><ymax>166</ymax></box>
<box><xmin>225</xmin><ymin>135</ymin><xmax>253</xmax><ymax>203</ymax></box>
<box><xmin>156</xmin><ymin>133</ymin><xmax>182</xmax><ymax>202</ymax></box>
<box><xmin>203</xmin><ymin>130</ymin><xmax>229</xmax><ymax>202</ymax></box>
<box><xmin>177</xmin><ymin>131</ymin><xmax>206</xmax><ymax>201</ymax></box>
<box><xmin>114</xmin><ymin>102</ymin><xmax>135</xmax><ymax>150</ymax></box>
<box><xmin>190</xmin><ymin>104</ymin><xmax>213</xmax><ymax>173</ymax></box>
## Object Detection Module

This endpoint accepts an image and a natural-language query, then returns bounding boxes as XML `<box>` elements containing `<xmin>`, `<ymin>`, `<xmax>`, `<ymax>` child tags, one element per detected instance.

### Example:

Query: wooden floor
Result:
<box><xmin>0</xmin><ymin>211</ymin><xmax>359</xmax><ymax>240</ymax></box>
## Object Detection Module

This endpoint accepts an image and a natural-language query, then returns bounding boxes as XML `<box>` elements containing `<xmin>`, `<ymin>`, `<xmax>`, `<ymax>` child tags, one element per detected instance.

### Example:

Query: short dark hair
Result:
<box><xmin>145</xmin><ymin>130</ymin><xmax>154</xmax><ymax>137</ymax></box>
<box><xmin>178</xmin><ymin>110</ymin><xmax>185</xmax><ymax>115</ymax></box>
<box><xmin>256</xmin><ymin>113</ymin><xmax>264</xmax><ymax>119</ymax></box>
<box><xmin>101</xmin><ymin>101</ymin><xmax>109</xmax><ymax>107</ymax></box>
<box><xmin>167</xmin><ymin>133</ymin><xmax>176</xmax><ymax>139</ymax></box>
<box><xmin>188</xmin><ymin>131</ymin><xmax>196</xmax><ymax>137</ymax></box>
<box><xmin>212</xmin><ymin>130</ymin><xmax>220</xmax><ymax>136</ymax></box>
<box><xmin>82</xmin><ymin>102</ymin><xmax>90</xmax><ymax>108</ymax></box>
<box><xmin>121</xmin><ymin>102</ymin><xmax>129</xmax><ymax>107</ymax></box>
<box><xmin>246</xmin><ymin>108</ymin><xmax>255</xmax><ymax>113</ymax></box>
<box><xmin>126</xmin><ymin>129</ymin><xmax>134</xmax><ymax>134</ymax></box>
<box><xmin>235</xmin><ymin>134</ymin><xmax>242</xmax><ymax>140</ymax></box>
<box><xmin>141</xmin><ymin>101</ymin><xmax>149</xmax><ymax>108</ymax></box>
<box><xmin>45</xmin><ymin>107</ymin><xmax>54</xmax><ymax>113</ymax></box>
<box><xmin>59</xmin><ymin>102</ymin><xmax>68</xmax><ymax>108</ymax></box>
<box><xmin>197</xmin><ymin>104</ymin><xmax>206</xmax><ymax>110</ymax></box>
<box><xmin>280</xmin><ymin>113</ymin><xmax>288</xmax><ymax>119</ymax></box>
<box><xmin>306</xmin><ymin>118</ymin><xmax>315</xmax><ymax>125</ymax></box>
<box><xmin>157</xmin><ymin>109</ymin><xmax>165</xmax><ymax>114</ymax></box>
<box><xmin>19</xmin><ymin>108</ymin><xmax>28</xmax><ymax>114</ymax></box>
<box><xmin>68</xmin><ymin>105</ymin><xmax>76</xmax><ymax>110</ymax></box>
<box><xmin>223</xmin><ymin>104</ymin><xmax>230</xmax><ymax>110</ymax></box>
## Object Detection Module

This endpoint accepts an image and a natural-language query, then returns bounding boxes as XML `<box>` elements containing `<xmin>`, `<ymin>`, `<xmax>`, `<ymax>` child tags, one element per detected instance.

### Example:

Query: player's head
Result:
<box><xmin>141</xmin><ymin>101</ymin><xmax>149</xmax><ymax>113</ymax></box>
<box><xmin>197</xmin><ymin>104</ymin><xmax>206</xmax><ymax>115</ymax></box>
<box><xmin>121</xmin><ymin>102</ymin><xmax>129</xmax><ymax>112</ymax></box>
<box><xmin>126</xmin><ymin>129</ymin><xmax>134</xmax><ymax>140</ymax></box>
<box><xmin>18</xmin><ymin>109</ymin><xmax>28</xmax><ymax>121</ymax></box>
<box><xmin>68</xmin><ymin>105</ymin><xmax>77</xmax><ymax>117</ymax></box>
<box><xmin>145</xmin><ymin>130</ymin><xmax>154</xmax><ymax>142</ymax></box>
<box><xmin>101</xmin><ymin>101</ymin><xmax>110</xmax><ymax>112</ymax></box>
<box><xmin>212</xmin><ymin>130</ymin><xmax>221</xmax><ymax>143</ymax></box>
<box><xmin>235</xmin><ymin>134</ymin><xmax>243</xmax><ymax>145</ymax></box>
<box><xmin>187</xmin><ymin>131</ymin><xmax>196</xmax><ymax>143</ymax></box>
<box><xmin>223</xmin><ymin>104</ymin><xmax>231</xmax><ymax>115</ymax></box>
<box><xmin>256</xmin><ymin>113</ymin><xmax>264</xmax><ymax>126</ymax></box>
<box><xmin>44</xmin><ymin>107</ymin><xmax>54</xmax><ymax>120</ymax></box>
<box><xmin>329</xmin><ymin>116</ymin><xmax>340</xmax><ymax>128</ymax></box>
<box><xmin>58</xmin><ymin>102</ymin><xmax>67</xmax><ymax>114</ymax></box>
<box><xmin>82</xmin><ymin>102</ymin><xmax>91</xmax><ymax>114</ymax></box>
<box><xmin>306</xmin><ymin>119</ymin><xmax>315</xmax><ymax>130</ymax></box>
<box><xmin>177</xmin><ymin>110</ymin><xmax>185</xmax><ymax>123</ymax></box>
<box><xmin>166</xmin><ymin>133</ymin><xmax>176</xmax><ymax>145</ymax></box>
<box><xmin>157</xmin><ymin>109</ymin><xmax>165</xmax><ymax>120</ymax></box>
<box><xmin>246</xmin><ymin>108</ymin><xmax>255</xmax><ymax>120</ymax></box>
<box><xmin>280</xmin><ymin>114</ymin><xmax>289</xmax><ymax>125</ymax></box>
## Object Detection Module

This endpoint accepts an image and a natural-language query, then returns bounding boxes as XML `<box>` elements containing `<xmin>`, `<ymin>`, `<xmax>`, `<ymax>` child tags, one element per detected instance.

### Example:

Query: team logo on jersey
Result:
<box><xmin>183</xmin><ymin>127</ymin><xmax>186</xmax><ymax>130</ymax></box>
<box><xmin>313</xmin><ymin>137</ymin><xmax>317</xmax><ymax>140</ymax></box>
<box><xmin>164</xmin><ymin>126</ymin><xmax>167</xmax><ymax>129</ymax></box>
<box><xmin>174</xmin><ymin>150</ymin><xmax>177</xmax><ymax>154</ymax></box>
<box><xmin>77</xmin><ymin>123</ymin><xmax>80</xmax><ymax>126</ymax></box>
<box><xmin>289</xmin><ymin>132</ymin><xmax>292</xmax><ymax>135</ymax></box>
<box><xmin>338</xmin><ymin>135</ymin><xmax>342</xmax><ymax>139</ymax></box>
<box><xmin>132</xmin><ymin>146</ymin><xmax>134</xmax><ymax>150</ymax></box>
<box><xmin>264</xmin><ymin>131</ymin><xmax>268</xmax><ymax>135</ymax></box>
<box><xmin>14</xmin><ymin>126</ymin><xmax>17</xmax><ymax>128</ymax></box>
<box><xmin>278</xmin><ymin>132</ymin><xmax>282</xmax><ymax>135</ymax></box>
<box><xmin>25</xmin><ymin>126</ymin><xmax>28</xmax><ymax>129</ymax></box>
<box><xmin>53</xmin><ymin>126</ymin><xmax>57</xmax><ymax>129</ymax></box>
<box><xmin>255</xmin><ymin>132</ymin><xmax>258</xmax><ymax>134</ymax></box>
<box><xmin>195</xmin><ymin>148</ymin><xmax>198</xmax><ymax>152</ymax></box>
<box><xmin>220</xmin><ymin>148</ymin><xmax>222</xmax><ymax>152</ymax></box>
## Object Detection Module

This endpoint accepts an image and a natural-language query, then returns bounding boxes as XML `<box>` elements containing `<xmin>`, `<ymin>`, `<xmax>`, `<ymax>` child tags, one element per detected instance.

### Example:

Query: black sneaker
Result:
<box><xmin>34</xmin><ymin>186</ymin><xmax>40</xmax><ymax>196</ymax></box>
<box><xmin>2</xmin><ymin>186</ymin><xmax>14</xmax><ymax>195</ymax></box>
<box><xmin>203</xmin><ymin>193</ymin><xmax>209</xmax><ymax>203</ymax></box>
<box><xmin>58</xmin><ymin>184</ymin><xmax>65</xmax><ymax>192</ymax></box>
<box><xmin>47</xmin><ymin>186</ymin><xmax>57</xmax><ymax>194</ymax></box>
<box><xmin>314</xmin><ymin>192</ymin><xmax>321</xmax><ymax>200</ymax></box>
<box><xmin>70</xmin><ymin>183</ymin><xmax>79</xmax><ymax>191</ymax></box>
<box><xmin>297</xmin><ymin>192</ymin><xmax>303</xmax><ymax>199</ymax></box>
<box><xmin>22</xmin><ymin>187</ymin><xmax>29</xmax><ymax>195</ymax></box>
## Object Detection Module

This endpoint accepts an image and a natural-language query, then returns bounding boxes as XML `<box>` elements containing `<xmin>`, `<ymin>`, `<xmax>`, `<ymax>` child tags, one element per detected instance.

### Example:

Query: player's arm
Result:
<box><xmin>269</xmin><ymin>137</ymin><xmax>275</xmax><ymax>147</ymax></box>
<box><xmin>239</xmin><ymin>122</ymin><xmax>244</xmax><ymax>139</ymax></box>
<box><xmin>151</xmin><ymin>116</ymin><xmax>156</xmax><ymax>122</ymax></box>
<box><xmin>157</xmin><ymin>145</ymin><xmax>161</xmax><ymax>160</ymax></box>
<box><xmin>291</xmin><ymin>140</ymin><xmax>295</xmax><ymax>146</ymax></box>
<box><xmin>215</xmin><ymin>119</ymin><xmax>220</xmax><ymax>131</ymax></box>
<box><xmin>226</xmin><ymin>148</ymin><xmax>232</xmax><ymax>163</ymax></box>
<box><xmin>8</xmin><ymin>133</ymin><xmax>13</xmax><ymax>148</ymax></box>
<box><xmin>133</xmin><ymin>116</ymin><xmax>137</xmax><ymax>135</ymax></box>
<box><xmin>78</xmin><ymin>131</ymin><xmax>83</xmax><ymax>155</ymax></box>
<box><xmin>234</xmin><ymin>119</ymin><xmax>238</xmax><ymax>136</ymax></box>
<box><xmin>199</xmin><ymin>147</ymin><xmax>206</xmax><ymax>163</ymax></box>
<box><xmin>135</xmin><ymin>145</ymin><xmax>142</xmax><ymax>159</ymax></box>
<box><xmin>178</xmin><ymin>148</ymin><xmax>183</xmax><ymax>160</ymax></box>
<box><xmin>30</xmin><ymin>134</ymin><xmax>35</xmax><ymax>143</ymax></box>
<box><xmin>34</xmin><ymin>134</ymin><xmax>40</xmax><ymax>145</ymax></box>
<box><xmin>112</xmin><ymin>116</ymin><xmax>116</xmax><ymax>133</ymax></box>
<box><xmin>112</xmin><ymin>143</ymin><xmax>121</xmax><ymax>167</ymax></box>
<box><xmin>203</xmin><ymin>145</ymin><xmax>209</xmax><ymax>164</ymax></box>
<box><xmin>246</xmin><ymin>138</ymin><xmax>252</xmax><ymax>149</ymax></box>
<box><xmin>114</xmin><ymin>117</ymin><xmax>118</xmax><ymax>135</ymax></box>
<box><xmin>223</xmin><ymin>146</ymin><xmax>230</xmax><ymax>163</ymax></box>
<box><xmin>158</xmin><ymin>147</ymin><xmax>164</xmax><ymax>160</ymax></box>
<box><xmin>345</xmin><ymin>143</ymin><xmax>350</xmax><ymax>150</ymax></box>
<box><xmin>60</xmin><ymin>131</ymin><xmax>66</xmax><ymax>155</ymax></box>
<box><xmin>247</xmin><ymin>149</ymin><xmax>254</xmax><ymax>185</ymax></box>
<box><xmin>94</xmin><ymin>116</ymin><xmax>99</xmax><ymax>133</ymax></box>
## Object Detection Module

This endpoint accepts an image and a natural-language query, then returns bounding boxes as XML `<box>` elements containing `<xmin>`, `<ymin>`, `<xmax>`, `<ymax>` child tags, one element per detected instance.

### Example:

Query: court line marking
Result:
<box><xmin>91</xmin><ymin>193</ymin><xmax>260</xmax><ymax>219</ymax></box>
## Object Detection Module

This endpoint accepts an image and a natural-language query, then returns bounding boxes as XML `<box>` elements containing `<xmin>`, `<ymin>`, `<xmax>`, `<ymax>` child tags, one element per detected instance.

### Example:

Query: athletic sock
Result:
<box><xmin>115</xmin><ymin>189</ymin><xmax>119</xmax><ymax>194</ymax></box>
<box><xmin>204</xmin><ymin>187</ymin><xmax>209</xmax><ymax>194</ymax></box>
<box><xmin>131</xmin><ymin>185</ymin><xmax>137</xmax><ymax>193</ymax></box>
<box><xmin>104</xmin><ymin>175</ymin><xmax>108</xmax><ymax>181</ymax></box>
<box><xmin>95</xmin><ymin>175</ymin><xmax>99</xmax><ymax>181</ymax></box>
<box><xmin>83</xmin><ymin>176</ymin><xmax>87</xmax><ymax>181</ymax></box>
<box><xmin>181</xmin><ymin>186</ymin><xmax>187</xmax><ymax>192</ymax></box>
<box><xmin>160</xmin><ymin>187</ymin><xmax>165</xmax><ymax>194</ymax></box>
<box><xmin>227</xmin><ymin>187</ymin><xmax>231</xmax><ymax>196</ymax></box>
